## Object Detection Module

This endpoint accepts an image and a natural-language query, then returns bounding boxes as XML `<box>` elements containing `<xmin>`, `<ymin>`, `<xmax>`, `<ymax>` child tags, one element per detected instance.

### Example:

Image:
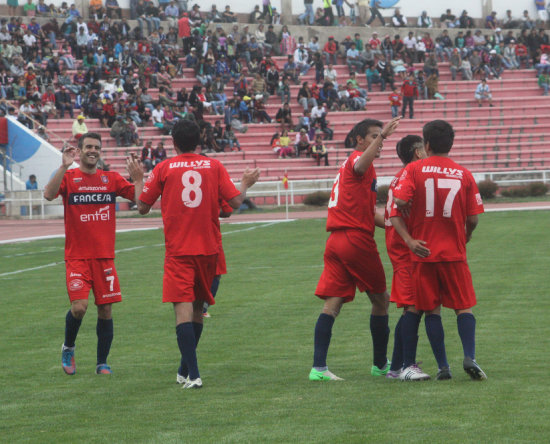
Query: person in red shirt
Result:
<box><xmin>322</xmin><ymin>36</ymin><xmax>338</xmax><ymax>65</ymax></box>
<box><xmin>391</xmin><ymin>120</ymin><xmax>487</xmax><ymax>381</ymax></box>
<box><xmin>388</xmin><ymin>87</ymin><xmax>401</xmax><ymax>118</ymax></box>
<box><xmin>43</xmin><ymin>133</ymin><xmax>143</xmax><ymax>376</ymax></box>
<box><xmin>309</xmin><ymin>116</ymin><xmax>401</xmax><ymax>382</ymax></box>
<box><xmin>400</xmin><ymin>72</ymin><xmax>418</xmax><ymax>119</ymax></box>
<box><xmin>132</xmin><ymin>120</ymin><xmax>260</xmax><ymax>389</ymax></box>
<box><xmin>178</xmin><ymin>12</ymin><xmax>192</xmax><ymax>54</ymax></box>
<box><xmin>383</xmin><ymin>135</ymin><xmax>430</xmax><ymax>381</ymax></box>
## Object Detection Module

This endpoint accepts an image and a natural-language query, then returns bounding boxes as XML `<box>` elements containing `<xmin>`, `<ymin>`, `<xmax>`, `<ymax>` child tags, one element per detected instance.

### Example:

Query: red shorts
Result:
<box><xmin>163</xmin><ymin>254</ymin><xmax>217</xmax><ymax>305</ymax></box>
<box><xmin>389</xmin><ymin>263</ymin><xmax>415</xmax><ymax>308</ymax></box>
<box><xmin>65</xmin><ymin>259</ymin><xmax>122</xmax><ymax>305</ymax></box>
<box><xmin>315</xmin><ymin>230</ymin><xmax>386</xmax><ymax>303</ymax></box>
<box><xmin>413</xmin><ymin>261</ymin><xmax>477</xmax><ymax>311</ymax></box>
<box><xmin>216</xmin><ymin>245</ymin><xmax>227</xmax><ymax>276</ymax></box>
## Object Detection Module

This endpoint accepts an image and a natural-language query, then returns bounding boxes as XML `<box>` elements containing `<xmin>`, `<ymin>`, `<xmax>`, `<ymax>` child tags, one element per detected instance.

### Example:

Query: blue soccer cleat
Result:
<box><xmin>96</xmin><ymin>364</ymin><xmax>112</xmax><ymax>375</ymax></box>
<box><xmin>61</xmin><ymin>344</ymin><xmax>76</xmax><ymax>375</ymax></box>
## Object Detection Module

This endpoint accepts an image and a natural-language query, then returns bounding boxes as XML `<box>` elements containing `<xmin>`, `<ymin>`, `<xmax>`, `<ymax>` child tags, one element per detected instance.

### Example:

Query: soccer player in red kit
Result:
<box><xmin>44</xmin><ymin>133</ymin><xmax>143</xmax><ymax>375</ymax></box>
<box><xmin>391</xmin><ymin>120</ymin><xmax>487</xmax><ymax>380</ymax></box>
<box><xmin>132</xmin><ymin>120</ymin><xmax>259</xmax><ymax>389</ymax></box>
<box><xmin>309</xmin><ymin>117</ymin><xmax>401</xmax><ymax>381</ymax></box>
<box><xmin>384</xmin><ymin>135</ymin><xmax>431</xmax><ymax>381</ymax></box>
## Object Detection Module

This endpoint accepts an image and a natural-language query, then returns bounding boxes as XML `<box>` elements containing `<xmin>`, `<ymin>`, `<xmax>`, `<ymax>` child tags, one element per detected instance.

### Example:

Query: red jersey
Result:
<box><xmin>139</xmin><ymin>153</ymin><xmax>240</xmax><ymax>257</ymax></box>
<box><xmin>388</xmin><ymin>92</ymin><xmax>401</xmax><ymax>106</ymax></box>
<box><xmin>384</xmin><ymin>168</ymin><xmax>410</xmax><ymax>266</ymax></box>
<box><xmin>326</xmin><ymin>151</ymin><xmax>377</xmax><ymax>236</ymax></box>
<box><xmin>392</xmin><ymin>156</ymin><xmax>484</xmax><ymax>262</ymax></box>
<box><xmin>57</xmin><ymin>168</ymin><xmax>135</xmax><ymax>260</ymax></box>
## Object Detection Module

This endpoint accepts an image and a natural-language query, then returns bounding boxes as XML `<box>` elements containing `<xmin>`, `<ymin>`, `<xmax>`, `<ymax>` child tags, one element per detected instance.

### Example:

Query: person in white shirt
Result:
<box><xmin>23</xmin><ymin>29</ymin><xmax>37</xmax><ymax>50</ymax></box>
<box><xmin>324</xmin><ymin>63</ymin><xmax>338</xmax><ymax>87</ymax></box>
<box><xmin>294</xmin><ymin>44</ymin><xmax>310</xmax><ymax>76</ymax></box>
<box><xmin>403</xmin><ymin>32</ymin><xmax>417</xmax><ymax>63</ymax></box>
<box><xmin>346</xmin><ymin>43</ymin><xmax>363</xmax><ymax>73</ymax></box>
<box><xmin>475</xmin><ymin>79</ymin><xmax>493</xmax><ymax>107</ymax></box>
<box><xmin>152</xmin><ymin>103</ymin><xmax>165</xmax><ymax>128</ymax></box>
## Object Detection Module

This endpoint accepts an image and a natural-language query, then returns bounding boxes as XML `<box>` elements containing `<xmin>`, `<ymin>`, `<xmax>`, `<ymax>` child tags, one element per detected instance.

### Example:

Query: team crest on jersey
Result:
<box><xmin>69</xmin><ymin>279</ymin><xmax>84</xmax><ymax>291</ymax></box>
<box><xmin>101</xmin><ymin>175</ymin><xmax>109</xmax><ymax>184</ymax></box>
<box><xmin>73</xmin><ymin>177</ymin><xmax>82</xmax><ymax>183</ymax></box>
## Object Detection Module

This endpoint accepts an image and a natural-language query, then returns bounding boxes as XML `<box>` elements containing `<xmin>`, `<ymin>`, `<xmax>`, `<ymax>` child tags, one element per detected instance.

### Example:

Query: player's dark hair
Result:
<box><xmin>344</xmin><ymin>118</ymin><xmax>383</xmax><ymax>148</ymax></box>
<box><xmin>423</xmin><ymin>120</ymin><xmax>455</xmax><ymax>154</ymax></box>
<box><xmin>78</xmin><ymin>132</ymin><xmax>102</xmax><ymax>149</ymax></box>
<box><xmin>396</xmin><ymin>135</ymin><xmax>423</xmax><ymax>165</ymax></box>
<box><xmin>172</xmin><ymin>119</ymin><xmax>200</xmax><ymax>153</ymax></box>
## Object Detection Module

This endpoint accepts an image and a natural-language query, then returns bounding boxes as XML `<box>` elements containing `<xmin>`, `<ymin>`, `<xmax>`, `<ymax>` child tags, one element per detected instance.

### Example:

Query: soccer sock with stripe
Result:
<box><xmin>401</xmin><ymin>311</ymin><xmax>422</xmax><ymax>369</ymax></box>
<box><xmin>389</xmin><ymin>315</ymin><xmax>403</xmax><ymax>371</ymax></box>
<box><xmin>370</xmin><ymin>314</ymin><xmax>390</xmax><ymax>369</ymax></box>
<box><xmin>179</xmin><ymin>322</ymin><xmax>204</xmax><ymax>377</ymax></box>
<box><xmin>457</xmin><ymin>313</ymin><xmax>476</xmax><ymax>359</ymax></box>
<box><xmin>313</xmin><ymin>313</ymin><xmax>335</xmax><ymax>370</ymax></box>
<box><xmin>425</xmin><ymin>314</ymin><xmax>449</xmax><ymax>369</ymax></box>
<box><xmin>64</xmin><ymin>309</ymin><xmax>82</xmax><ymax>348</ymax></box>
<box><xmin>96</xmin><ymin>318</ymin><xmax>114</xmax><ymax>365</ymax></box>
<box><xmin>210</xmin><ymin>276</ymin><xmax>221</xmax><ymax>299</ymax></box>
<box><xmin>176</xmin><ymin>322</ymin><xmax>200</xmax><ymax>380</ymax></box>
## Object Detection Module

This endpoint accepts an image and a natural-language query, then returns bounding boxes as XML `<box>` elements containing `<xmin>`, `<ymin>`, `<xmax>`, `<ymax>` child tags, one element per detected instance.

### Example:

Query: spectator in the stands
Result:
<box><xmin>249</xmin><ymin>5</ymin><xmax>263</xmax><ymax>24</ymax></box>
<box><xmin>392</xmin><ymin>8</ymin><xmax>407</xmax><ymax>27</ymax></box>
<box><xmin>294</xmin><ymin>128</ymin><xmax>312</xmax><ymax>157</ymax></box>
<box><xmin>459</xmin><ymin>10</ymin><xmax>475</xmax><ymax>28</ymax></box>
<box><xmin>485</xmin><ymin>11</ymin><xmax>499</xmax><ymax>30</ymax></box>
<box><xmin>311</xmin><ymin>134</ymin><xmax>329</xmax><ymax>166</ymax></box>
<box><xmin>417</xmin><ymin>10</ymin><xmax>433</xmax><ymax>28</ymax></box>
<box><xmin>105</xmin><ymin>0</ymin><xmax>122</xmax><ymax>19</ymax></box>
<box><xmin>222</xmin><ymin>5</ymin><xmax>238</xmax><ymax>23</ymax></box>
<box><xmin>538</xmin><ymin>69</ymin><xmax>550</xmax><ymax>95</ymax></box>
<box><xmin>365</xmin><ymin>64</ymin><xmax>384</xmax><ymax>91</ymax></box>
<box><xmin>440</xmin><ymin>9</ymin><xmax>457</xmax><ymax>28</ymax></box>
<box><xmin>323</xmin><ymin>63</ymin><xmax>338</xmax><ymax>87</ymax></box>
<box><xmin>72</xmin><ymin>115</ymin><xmax>88</xmax><ymax>140</ymax></box>
<box><xmin>153</xmin><ymin>141</ymin><xmax>167</xmax><ymax>165</ymax></box>
<box><xmin>55</xmin><ymin>85</ymin><xmax>73</xmax><ymax>119</ymax></box>
<box><xmin>488</xmin><ymin>50</ymin><xmax>504</xmax><ymax>79</ymax></box>
<box><xmin>298</xmin><ymin>81</ymin><xmax>317</xmax><ymax>111</ymax></box>
<box><xmin>365</xmin><ymin>0</ymin><xmax>385</xmax><ymax>27</ymax></box>
<box><xmin>323</xmin><ymin>36</ymin><xmax>338</xmax><ymax>66</ymax></box>
<box><xmin>141</xmin><ymin>140</ymin><xmax>154</xmax><ymax>172</ymax></box>
<box><xmin>521</xmin><ymin>10</ymin><xmax>536</xmax><ymax>30</ymax></box>
<box><xmin>475</xmin><ymin>78</ymin><xmax>494</xmax><ymax>107</ymax></box>
<box><xmin>275</xmin><ymin>102</ymin><xmax>293</xmax><ymax>129</ymax></box>
<box><xmin>26</xmin><ymin>174</ymin><xmax>38</xmax><ymax>190</ymax></box>
<box><xmin>207</xmin><ymin>5</ymin><xmax>223</xmax><ymax>23</ymax></box>
<box><xmin>346</xmin><ymin>42</ymin><xmax>363</xmax><ymax>74</ymax></box>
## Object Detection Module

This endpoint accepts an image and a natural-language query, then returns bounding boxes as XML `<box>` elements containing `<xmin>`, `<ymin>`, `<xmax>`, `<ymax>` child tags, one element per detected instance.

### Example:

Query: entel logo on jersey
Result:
<box><xmin>421</xmin><ymin>166</ymin><xmax>464</xmax><ymax>178</ymax></box>
<box><xmin>80</xmin><ymin>205</ymin><xmax>110</xmax><ymax>222</ymax></box>
<box><xmin>169</xmin><ymin>160</ymin><xmax>211</xmax><ymax>169</ymax></box>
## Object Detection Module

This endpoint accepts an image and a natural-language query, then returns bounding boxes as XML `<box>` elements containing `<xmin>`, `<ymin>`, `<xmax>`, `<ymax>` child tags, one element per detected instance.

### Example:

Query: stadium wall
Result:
<box><xmin>0</xmin><ymin>0</ymin><xmax>540</xmax><ymax>19</ymax></box>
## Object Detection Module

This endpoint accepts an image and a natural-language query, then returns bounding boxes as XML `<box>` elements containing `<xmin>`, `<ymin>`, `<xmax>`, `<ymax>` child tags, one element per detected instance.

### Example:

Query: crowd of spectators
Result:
<box><xmin>1</xmin><ymin>2</ymin><xmax>550</xmax><ymax>166</ymax></box>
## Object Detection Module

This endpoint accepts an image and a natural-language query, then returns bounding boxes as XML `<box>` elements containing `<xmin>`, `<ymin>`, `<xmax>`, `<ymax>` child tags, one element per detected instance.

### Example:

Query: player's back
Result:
<box><xmin>394</xmin><ymin>156</ymin><xmax>483</xmax><ymax>262</ymax></box>
<box><xmin>148</xmin><ymin>153</ymin><xmax>238</xmax><ymax>257</ymax></box>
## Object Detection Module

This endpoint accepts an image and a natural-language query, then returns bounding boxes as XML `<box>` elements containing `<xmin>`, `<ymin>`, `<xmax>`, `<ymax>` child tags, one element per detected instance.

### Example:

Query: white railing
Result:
<box><xmin>1</xmin><ymin>190</ymin><xmax>46</xmax><ymax>219</ymax></box>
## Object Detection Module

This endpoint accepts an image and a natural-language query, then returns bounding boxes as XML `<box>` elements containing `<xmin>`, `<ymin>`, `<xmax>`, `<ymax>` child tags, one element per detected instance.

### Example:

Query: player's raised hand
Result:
<box><xmin>241</xmin><ymin>167</ymin><xmax>260</xmax><ymax>188</ymax></box>
<box><xmin>62</xmin><ymin>145</ymin><xmax>77</xmax><ymax>168</ymax></box>
<box><xmin>381</xmin><ymin>116</ymin><xmax>401</xmax><ymax>139</ymax></box>
<box><xmin>406</xmin><ymin>239</ymin><xmax>430</xmax><ymax>258</ymax></box>
<box><xmin>126</xmin><ymin>153</ymin><xmax>144</xmax><ymax>183</ymax></box>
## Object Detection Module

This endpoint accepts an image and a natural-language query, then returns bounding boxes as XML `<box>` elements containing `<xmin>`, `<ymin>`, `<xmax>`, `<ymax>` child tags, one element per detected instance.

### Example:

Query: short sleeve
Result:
<box><xmin>56</xmin><ymin>173</ymin><xmax>68</xmax><ymax>199</ymax></box>
<box><xmin>465</xmin><ymin>172</ymin><xmax>484</xmax><ymax>216</ymax></box>
<box><xmin>392</xmin><ymin>163</ymin><xmax>415</xmax><ymax>202</ymax></box>
<box><xmin>115</xmin><ymin>173</ymin><xmax>136</xmax><ymax>201</ymax></box>
<box><xmin>139</xmin><ymin>164</ymin><xmax>163</xmax><ymax>205</ymax></box>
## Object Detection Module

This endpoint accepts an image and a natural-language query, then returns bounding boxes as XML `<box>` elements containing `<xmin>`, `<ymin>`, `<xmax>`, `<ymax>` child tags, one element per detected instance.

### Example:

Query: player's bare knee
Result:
<box><xmin>97</xmin><ymin>303</ymin><xmax>112</xmax><ymax>319</ymax></box>
<box><xmin>368</xmin><ymin>292</ymin><xmax>388</xmax><ymax>315</ymax></box>
<box><xmin>455</xmin><ymin>308</ymin><xmax>473</xmax><ymax>315</ymax></box>
<box><xmin>71</xmin><ymin>300</ymin><xmax>88</xmax><ymax>319</ymax></box>
<box><xmin>322</xmin><ymin>298</ymin><xmax>343</xmax><ymax>317</ymax></box>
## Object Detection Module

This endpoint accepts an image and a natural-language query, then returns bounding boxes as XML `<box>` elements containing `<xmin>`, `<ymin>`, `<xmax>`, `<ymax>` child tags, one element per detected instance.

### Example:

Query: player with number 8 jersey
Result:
<box><xmin>133</xmin><ymin>119</ymin><xmax>260</xmax><ymax>389</ymax></box>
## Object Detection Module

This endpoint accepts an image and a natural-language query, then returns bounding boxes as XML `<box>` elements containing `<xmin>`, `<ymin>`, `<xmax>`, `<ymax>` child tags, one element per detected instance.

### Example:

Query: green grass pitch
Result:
<box><xmin>1</xmin><ymin>211</ymin><xmax>550</xmax><ymax>443</ymax></box>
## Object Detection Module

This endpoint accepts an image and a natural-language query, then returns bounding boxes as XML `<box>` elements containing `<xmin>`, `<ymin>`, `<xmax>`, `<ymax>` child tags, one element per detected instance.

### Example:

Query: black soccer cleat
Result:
<box><xmin>436</xmin><ymin>366</ymin><xmax>452</xmax><ymax>380</ymax></box>
<box><xmin>463</xmin><ymin>357</ymin><xmax>487</xmax><ymax>381</ymax></box>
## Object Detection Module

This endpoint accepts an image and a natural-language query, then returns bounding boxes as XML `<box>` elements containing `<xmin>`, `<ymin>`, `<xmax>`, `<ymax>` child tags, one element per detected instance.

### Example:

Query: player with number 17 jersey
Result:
<box><xmin>140</xmin><ymin>154</ymin><xmax>240</xmax><ymax>258</ymax></box>
<box><xmin>392</xmin><ymin>156</ymin><xmax>484</xmax><ymax>263</ymax></box>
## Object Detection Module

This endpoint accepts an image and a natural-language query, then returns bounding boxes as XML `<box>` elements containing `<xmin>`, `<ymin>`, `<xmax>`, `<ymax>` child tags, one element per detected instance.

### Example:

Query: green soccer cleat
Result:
<box><xmin>309</xmin><ymin>368</ymin><xmax>344</xmax><ymax>381</ymax></box>
<box><xmin>371</xmin><ymin>360</ymin><xmax>391</xmax><ymax>376</ymax></box>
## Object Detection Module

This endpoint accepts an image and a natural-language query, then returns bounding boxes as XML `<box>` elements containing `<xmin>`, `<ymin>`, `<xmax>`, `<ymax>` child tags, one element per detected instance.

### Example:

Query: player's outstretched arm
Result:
<box><xmin>228</xmin><ymin>167</ymin><xmax>261</xmax><ymax>209</ymax></box>
<box><xmin>354</xmin><ymin>117</ymin><xmax>401</xmax><ymax>176</ymax></box>
<box><xmin>465</xmin><ymin>214</ymin><xmax>479</xmax><ymax>243</ymax></box>
<box><xmin>126</xmin><ymin>153</ymin><xmax>144</xmax><ymax>203</ymax></box>
<box><xmin>43</xmin><ymin>146</ymin><xmax>77</xmax><ymax>201</ymax></box>
<box><xmin>390</xmin><ymin>215</ymin><xmax>431</xmax><ymax>258</ymax></box>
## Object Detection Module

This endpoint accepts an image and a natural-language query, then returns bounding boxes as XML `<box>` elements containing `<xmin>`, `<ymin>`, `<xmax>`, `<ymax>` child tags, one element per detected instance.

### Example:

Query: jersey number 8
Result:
<box><xmin>181</xmin><ymin>170</ymin><xmax>203</xmax><ymax>208</ymax></box>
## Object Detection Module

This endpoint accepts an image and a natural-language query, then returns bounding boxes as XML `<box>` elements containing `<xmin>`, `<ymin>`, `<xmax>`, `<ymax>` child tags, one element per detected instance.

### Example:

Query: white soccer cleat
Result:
<box><xmin>399</xmin><ymin>364</ymin><xmax>431</xmax><ymax>381</ymax></box>
<box><xmin>182</xmin><ymin>377</ymin><xmax>203</xmax><ymax>389</ymax></box>
<box><xmin>176</xmin><ymin>373</ymin><xmax>188</xmax><ymax>385</ymax></box>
